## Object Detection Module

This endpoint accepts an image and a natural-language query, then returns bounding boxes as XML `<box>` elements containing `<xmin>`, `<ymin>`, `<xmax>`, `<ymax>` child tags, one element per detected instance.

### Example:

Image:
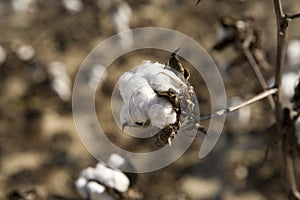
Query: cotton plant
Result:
<box><xmin>118</xmin><ymin>50</ymin><xmax>200</xmax><ymax>146</ymax></box>
<box><xmin>76</xmin><ymin>154</ymin><xmax>131</xmax><ymax>200</ymax></box>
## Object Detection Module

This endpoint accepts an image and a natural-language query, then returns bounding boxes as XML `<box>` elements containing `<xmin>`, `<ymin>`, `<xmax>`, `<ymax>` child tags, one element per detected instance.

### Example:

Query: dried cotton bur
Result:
<box><xmin>119</xmin><ymin>50</ymin><xmax>202</xmax><ymax>147</ymax></box>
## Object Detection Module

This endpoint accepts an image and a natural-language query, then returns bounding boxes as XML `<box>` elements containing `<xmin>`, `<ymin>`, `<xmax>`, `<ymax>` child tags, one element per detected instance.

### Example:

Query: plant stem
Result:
<box><xmin>288</xmin><ymin>13</ymin><xmax>300</xmax><ymax>20</ymax></box>
<box><xmin>199</xmin><ymin>88</ymin><xmax>278</xmax><ymax>121</ymax></box>
<box><xmin>273</xmin><ymin>0</ymin><xmax>287</xmax><ymax>122</ymax></box>
<box><xmin>242</xmin><ymin>36</ymin><xmax>276</xmax><ymax>111</ymax></box>
<box><xmin>287</xmin><ymin>156</ymin><xmax>300</xmax><ymax>199</ymax></box>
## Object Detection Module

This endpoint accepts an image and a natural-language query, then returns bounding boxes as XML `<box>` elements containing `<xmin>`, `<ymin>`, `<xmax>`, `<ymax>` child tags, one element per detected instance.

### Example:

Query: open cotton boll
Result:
<box><xmin>119</xmin><ymin>61</ymin><xmax>192</xmax><ymax>132</ymax></box>
<box><xmin>94</xmin><ymin>163</ymin><xmax>130</xmax><ymax>192</ymax></box>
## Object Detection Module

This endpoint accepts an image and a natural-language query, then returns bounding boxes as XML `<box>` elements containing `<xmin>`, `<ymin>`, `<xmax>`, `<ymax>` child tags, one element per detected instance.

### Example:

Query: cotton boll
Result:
<box><xmin>111</xmin><ymin>1</ymin><xmax>132</xmax><ymax>33</ymax></box>
<box><xmin>12</xmin><ymin>0</ymin><xmax>35</xmax><ymax>13</ymax></box>
<box><xmin>110</xmin><ymin>0</ymin><xmax>133</xmax><ymax>48</ymax></box>
<box><xmin>287</xmin><ymin>39</ymin><xmax>300</xmax><ymax>67</ymax></box>
<box><xmin>94</xmin><ymin>163</ymin><xmax>130</xmax><ymax>192</ymax></box>
<box><xmin>75</xmin><ymin>177</ymin><xmax>88</xmax><ymax>198</ymax></box>
<box><xmin>48</xmin><ymin>61</ymin><xmax>71</xmax><ymax>101</ymax></box>
<box><xmin>16</xmin><ymin>45</ymin><xmax>35</xmax><ymax>61</ymax></box>
<box><xmin>269</xmin><ymin>71</ymin><xmax>299</xmax><ymax>107</ymax></box>
<box><xmin>62</xmin><ymin>0</ymin><xmax>83</xmax><ymax>14</ymax></box>
<box><xmin>281</xmin><ymin>72</ymin><xmax>299</xmax><ymax>100</ymax></box>
<box><xmin>52</xmin><ymin>78</ymin><xmax>71</xmax><ymax>101</ymax></box>
<box><xmin>119</xmin><ymin>61</ymin><xmax>192</xmax><ymax>132</ymax></box>
<box><xmin>107</xmin><ymin>153</ymin><xmax>125</xmax><ymax>169</ymax></box>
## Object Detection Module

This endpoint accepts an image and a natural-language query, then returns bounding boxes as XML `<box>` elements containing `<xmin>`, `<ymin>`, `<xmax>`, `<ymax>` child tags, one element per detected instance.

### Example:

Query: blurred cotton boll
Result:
<box><xmin>287</xmin><ymin>39</ymin><xmax>300</xmax><ymax>68</ymax></box>
<box><xmin>111</xmin><ymin>0</ymin><xmax>133</xmax><ymax>47</ymax></box>
<box><xmin>269</xmin><ymin>71</ymin><xmax>300</xmax><ymax>108</ymax></box>
<box><xmin>62</xmin><ymin>0</ymin><xmax>83</xmax><ymax>14</ymax></box>
<box><xmin>12</xmin><ymin>0</ymin><xmax>36</xmax><ymax>13</ymax></box>
<box><xmin>97</xmin><ymin>0</ymin><xmax>133</xmax><ymax>48</ymax></box>
<box><xmin>94</xmin><ymin>163</ymin><xmax>130</xmax><ymax>192</ymax></box>
<box><xmin>0</xmin><ymin>45</ymin><xmax>7</xmax><ymax>65</ymax></box>
<box><xmin>76</xmin><ymin>154</ymin><xmax>131</xmax><ymax>200</ymax></box>
<box><xmin>48</xmin><ymin>61</ymin><xmax>71</xmax><ymax>101</ymax></box>
<box><xmin>106</xmin><ymin>153</ymin><xmax>125</xmax><ymax>169</ymax></box>
<box><xmin>16</xmin><ymin>45</ymin><xmax>35</xmax><ymax>61</ymax></box>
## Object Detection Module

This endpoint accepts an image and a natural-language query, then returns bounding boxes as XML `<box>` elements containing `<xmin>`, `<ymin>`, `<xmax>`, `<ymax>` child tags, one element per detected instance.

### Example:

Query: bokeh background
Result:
<box><xmin>0</xmin><ymin>0</ymin><xmax>300</xmax><ymax>199</ymax></box>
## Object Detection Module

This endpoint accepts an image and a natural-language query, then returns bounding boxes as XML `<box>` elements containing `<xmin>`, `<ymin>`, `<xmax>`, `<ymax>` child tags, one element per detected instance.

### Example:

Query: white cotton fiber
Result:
<box><xmin>118</xmin><ymin>61</ymin><xmax>190</xmax><ymax>130</ymax></box>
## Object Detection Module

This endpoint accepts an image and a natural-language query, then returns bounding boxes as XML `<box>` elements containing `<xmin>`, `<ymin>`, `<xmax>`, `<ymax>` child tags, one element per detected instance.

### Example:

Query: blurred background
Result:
<box><xmin>0</xmin><ymin>0</ymin><xmax>300</xmax><ymax>199</ymax></box>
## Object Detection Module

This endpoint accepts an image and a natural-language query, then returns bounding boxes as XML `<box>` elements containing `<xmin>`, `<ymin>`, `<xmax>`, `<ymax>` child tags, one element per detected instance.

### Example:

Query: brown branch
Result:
<box><xmin>199</xmin><ymin>88</ymin><xmax>278</xmax><ymax>121</ymax></box>
<box><xmin>286</xmin><ymin>156</ymin><xmax>300</xmax><ymax>199</ymax></box>
<box><xmin>273</xmin><ymin>0</ymin><xmax>288</xmax><ymax>122</ymax></box>
<box><xmin>288</xmin><ymin>13</ymin><xmax>300</xmax><ymax>20</ymax></box>
<box><xmin>242</xmin><ymin>35</ymin><xmax>276</xmax><ymax>111</ymax></box>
